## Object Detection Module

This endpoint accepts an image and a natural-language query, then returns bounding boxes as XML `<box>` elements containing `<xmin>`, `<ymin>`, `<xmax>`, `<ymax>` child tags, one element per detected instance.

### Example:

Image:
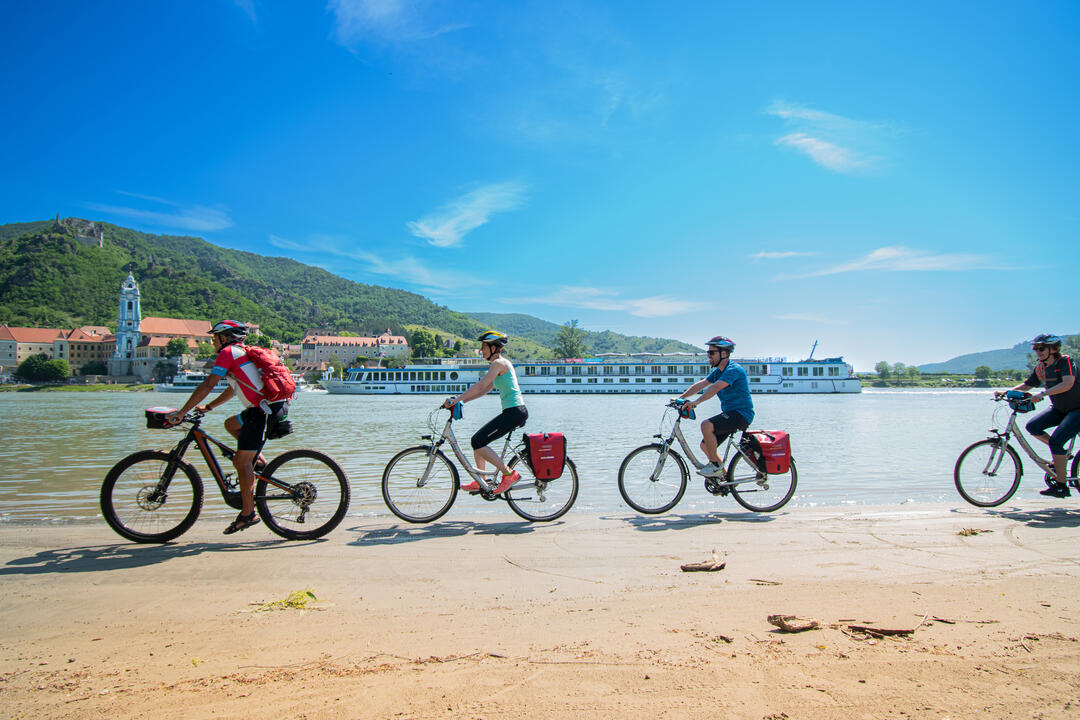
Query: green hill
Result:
<box><xmin>0</xmin><ymin>219</ymin><xmax>693</xmax><ymax>358</ymax></box>
<box><xmin>918</xmin><ymin>335</ymin><xmax>1080</xmax><ymax>374</ymax></box>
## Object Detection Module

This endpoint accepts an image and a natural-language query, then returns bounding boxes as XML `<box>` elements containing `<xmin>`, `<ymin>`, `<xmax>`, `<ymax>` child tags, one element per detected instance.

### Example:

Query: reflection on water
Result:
<box><xmin>0</xmin><ymin>387</ymin><xmax>1049</xmax><ymax>523</ymax></box>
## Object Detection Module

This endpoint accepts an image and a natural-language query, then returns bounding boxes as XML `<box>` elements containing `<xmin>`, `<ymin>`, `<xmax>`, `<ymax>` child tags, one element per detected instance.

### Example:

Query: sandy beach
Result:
<box><xmin>2</xmin><ymin>502</ymin><xmax>1079</xmax><ymax>719</ymax></box>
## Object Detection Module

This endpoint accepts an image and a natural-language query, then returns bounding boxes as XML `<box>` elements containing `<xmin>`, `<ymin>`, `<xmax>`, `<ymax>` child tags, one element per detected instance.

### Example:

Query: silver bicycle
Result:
<box><xmin>617</xmin><ymin>399</ymin><xmax>797</xmax><ymax>513</ymax></box>
<box><xmin>381</xmin><ymin>405</ymin><xmax>579</xmax><ymax>523</ymax></box>
<box><xmin>954</xmin><ymin>394</ymin><xmax>1079</xmax><ymax>507</ymax></box>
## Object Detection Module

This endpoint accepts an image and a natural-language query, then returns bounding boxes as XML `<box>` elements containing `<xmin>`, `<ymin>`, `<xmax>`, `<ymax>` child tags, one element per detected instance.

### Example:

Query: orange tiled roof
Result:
<box><xmin>0</xmin><ymin>325</ymin><xmax>69</xmax><ymax>342</ymax></box>
<box><xmin>302</xmin><ymin>334</ymin><xmax>408</xmax><ymax>346</ymax></box>
<box><xmin>139</xmin><ymin>317</ymin><xmax>213</xmax><ymax>337</ymax></box>
<box><xmin>67</xmin><ymin>328</ymin><xmax>114</xmax><ymax>342</ymax></box>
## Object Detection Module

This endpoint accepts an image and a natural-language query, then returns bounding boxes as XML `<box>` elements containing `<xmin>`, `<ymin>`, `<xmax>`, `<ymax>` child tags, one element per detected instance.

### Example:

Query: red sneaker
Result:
<box><xmin>460</xmin><ymin>481</ymin><xmax>482</xmax><ymax>492</ymax></box>
<box><xmin>494</xmin><ymin>471</ymin><xmax>521</xmax><ymax>494</ymax></box>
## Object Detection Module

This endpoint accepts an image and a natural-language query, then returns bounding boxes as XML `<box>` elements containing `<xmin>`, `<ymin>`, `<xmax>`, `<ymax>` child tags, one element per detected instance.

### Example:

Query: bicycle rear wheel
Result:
<box><xmin>256</xmin><ymin>449</ymin><xmax>351</xmax><ymax>540</ymax></box>
<box><xmin>954</xmin><ymin>439</ymin><xmax>1022</xmax><ymax>507</ymax></box>
<box><xmin>504</xmin><ymin>455</ymin><xmax>579</xmax><ymax>522</ymax></box>
<box><xmin>382</xmin><ymin>447</ymin><xmax>459</xmax><ymax>523</ymax></box>
<box><xmin>100</xmin><ymin>450</ymin><xmax>204</xmax><ymax>543</ymax></box>
<box><xmin>617</xmin><ymin>444</ymin><xmax>689</xmax><ymax>514</ymax></box>
<box><xmin>728</xmin><ymin>454</ymin><xmax>797</xmax><ymax>512</ymax></box>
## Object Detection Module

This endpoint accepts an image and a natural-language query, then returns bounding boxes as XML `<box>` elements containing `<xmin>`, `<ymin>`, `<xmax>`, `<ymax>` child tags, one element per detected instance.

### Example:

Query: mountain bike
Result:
<box><xmin>381</xmin><ymin>405</ymin><xmax>579</xmax><ymax>523</ymax></box>
<box><xmin>954</xmin><ymin>394</ymin><xmax>1079</xmax><ymax>507</ymax></box>
<box><xmin>101</xmin><ymin>409</ymin><xmax>350</xmax><ymax>542</ymax></box>
<box><xmin>618</xmin><ymin>399</ymin><xmax>797</xmax><ymax>513</ymax></box>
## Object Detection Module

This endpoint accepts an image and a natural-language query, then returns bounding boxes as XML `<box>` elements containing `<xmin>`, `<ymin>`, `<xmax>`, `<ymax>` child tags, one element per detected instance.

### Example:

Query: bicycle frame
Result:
<box><xmin>419</xmin><ymin>413</ymin><xmax>524</xmax><ymax>495</ymax></box>
<box><xmin>654</xmin><ymin>404</ymin><xmax>761</xmax><ymax>488</ymax></box>
<box><xmin>983</xmin><ymin>405</ymin><xmax>1077</xmax><ymax>480</ymax></box>
<box><xmin>161</xmin><ymin>416</ymin><xmax>297</xmax><ymax>509</ymax></box>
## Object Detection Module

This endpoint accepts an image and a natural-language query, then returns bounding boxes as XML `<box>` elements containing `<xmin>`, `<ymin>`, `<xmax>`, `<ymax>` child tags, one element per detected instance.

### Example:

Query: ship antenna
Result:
<box><xmin>807</xmin><ymin>340</ymin><xmax>818</xmax><ymax>360</ymax></box>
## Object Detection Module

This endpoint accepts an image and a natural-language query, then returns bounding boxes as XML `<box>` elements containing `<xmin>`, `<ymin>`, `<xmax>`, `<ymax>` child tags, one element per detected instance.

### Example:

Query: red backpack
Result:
<box><xmin>745</xmin><ymin>431</ymin><xmax>791</xmax><ymax>474</ymax></box>
<box><xmin>523</xmin><ymin>433</ymin><xmax>567</xmax><ymax>479</ymax></box>
<box><xmin>239</xmin><ymin>345</ymin><xmax>296</xmax><ymax>402</ymax></box>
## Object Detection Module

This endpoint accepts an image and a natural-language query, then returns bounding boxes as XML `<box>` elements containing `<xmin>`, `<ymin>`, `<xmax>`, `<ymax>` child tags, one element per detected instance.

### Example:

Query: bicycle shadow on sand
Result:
<box><xmin>984</xmin><ymin>506</ymin><xmax>1080</xmax><ymax>529</ymax></box>
<box><xmin>347</xmin><ymin>519</ymin><xmax>548</xmax><ymax>546</ymax></box>
<box><xmin>0</xmin><ymin>538</ymin><xmax>314</xmax><ymax>576</ymax></box>
<box><xmin>619</xmin><ymin>511</ymin><xmax>782</xmax><ymax>533</ymax></box>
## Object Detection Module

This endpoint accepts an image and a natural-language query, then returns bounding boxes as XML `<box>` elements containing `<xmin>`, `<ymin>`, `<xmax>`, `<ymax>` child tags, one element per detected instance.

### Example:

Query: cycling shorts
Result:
<box><xmin>706</xmin><ymin>411</ymin><xmax>750</xmax><ymax>444</ymax></box>
<box><xmin>234</xmin><ymin>401</ymin><xmax>288</xmax><ymax>452</ymax></box>
<box><xmin>1026</xmin><ymin>407</ymin><xmax>1080</xmax><ymax>456</ymax></box>
<box><xmin>471</xmin><ymin>405</ymin><xmax>529</xmax><ymax>450</ymax></box>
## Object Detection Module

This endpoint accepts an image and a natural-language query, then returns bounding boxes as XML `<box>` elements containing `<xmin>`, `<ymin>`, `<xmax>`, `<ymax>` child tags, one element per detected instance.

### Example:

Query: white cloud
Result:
<box><xmin>327</xmin><ymin>0</ymin><xmax>468</xmax><ymax>45</ymax></box>
<box><xmin>86</xmin><ymin>195</ymin><xmax>233</xmax><ymax>232</ymax></box>
<box><xmin>750</xmin><ymin>250</ymin><xmax>821</xmax><ymax>261</ymax></box>
<box><xmin>786</xmin><ymin>245</ymin><xmax>995</xmax><ymax>279</ymax></box>
<box><xmin>765</xmin><ymin>100</ymin><xmax>887</xmax><ymax>174</ymax></box>
<box><xmin>775</xmin><ymin>133</ymin><xmax>867</xmax><ymax>173</ymax></box>
<box><xmin>268</xmin><ymin>233</ymin><xmax>482</xmax><ymax>292</ymax></box>
<box><xmin>406</xmin><ymin>181</ymin><xmax>527</xmax><ymax>248</ymax></box>
<box><xmin>512</xmin><ymin>286</ymin><xmax>705</xmax><ymax>318</ymax></box>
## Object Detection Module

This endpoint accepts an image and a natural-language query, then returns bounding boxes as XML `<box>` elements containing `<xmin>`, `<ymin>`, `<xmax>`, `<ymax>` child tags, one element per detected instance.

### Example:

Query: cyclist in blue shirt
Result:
<box><xmin>678</xmin><ymin>336</ymin><xmax>755</xmax><ymax>477</ymax></box>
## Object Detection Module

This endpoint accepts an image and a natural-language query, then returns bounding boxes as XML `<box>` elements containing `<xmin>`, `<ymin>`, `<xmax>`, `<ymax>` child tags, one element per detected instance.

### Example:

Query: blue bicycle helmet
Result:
<box><xmin>704</xmin><ymin>336</ymin><xmax>735</xmax><ymax>352</ymax></box>
<box><xmin>1032</xmin><ymin>333</ymin><xmax>1063</xmax><ymax>347</ymax></box>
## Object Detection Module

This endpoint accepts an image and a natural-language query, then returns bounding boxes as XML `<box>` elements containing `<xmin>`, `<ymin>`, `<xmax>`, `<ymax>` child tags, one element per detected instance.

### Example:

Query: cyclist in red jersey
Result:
<box><xmin>167</xmin><ymin>321</ymin><xmax>288</xmax><ymax>533</ymax></box>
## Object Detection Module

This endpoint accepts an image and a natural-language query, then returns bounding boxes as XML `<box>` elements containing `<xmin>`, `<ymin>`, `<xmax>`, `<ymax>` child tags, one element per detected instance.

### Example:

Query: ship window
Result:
<box><xmin>797</xmin><ymin>367</ymin><xmax>808</xmax><ymax>376</ymax></box>
<box><xmin>556</xmin><ymin>378</ymin><xmax>565</xmax><ymax>383</ymax></box>
<box><xmin>813</xmin><ymin>367</ymin><xmax>823</xmax><ymax>377</ymax></box>
<box><xmin>635</xmin><ymin>378</ymin><xmax>646</xmax><ymax>383</ymax></box>
<box><xmin>667</xmin><ymin>366</ymin><xmax>678</xmax><ymax>374</ymax></box>
<box><xmin>828</xmin><ymin>367</ymin><xmax>839</xmax><ymax>376</ymax></box>
<box><xmin>587</xmin><ymin>366</ymin><xmax>597</xmax><ymax>375</ymax></box>
<box><xmin>635</xmin><ymin>366</ymin><xmax>645</xmax><ymax>375</ymax></box>
<box><xmin>450</xmin><ymin>372</ymin><xmax>458</xmax><ymax>380</ymax></box>
<box><xmin>556</xmin><ymin>367</ymin><xmax>565</xmax><ymax>376</ymax></box>
<box><xmin>587</xmin><ymin>378</ymin><xmax>597</xmax><ymax>383</ymax></box>
<box><xmin>750</xmin><ymin>377</ymin><xmax>760</xmax><ymax>382</ymax></box>
<box><xmin>652</xmin><ymin>377</ymin><xmax>662</xmax><ymax>383</ymax></box>
<box><xmin>440</xmin><ymin>372</ymin><xmax>446</xmax><ymax>380</ymax></box>
<box><xmin>603</xmin><ymin>378</ymin><xmax>613</xmax><ymax>383</ymax></box>
<box><xmin>604</xmin><ymin>366</ymin><xmax>613</xmax><ymax>375</ymax></box>
<box><xmin>540</xmin><ymin>366</ymin><xmax>550</xmax><ymax>376</ymax></box>
<box><xmin>572</xmin><ymin>378</ymin><xmax>581</xmax><ymax>383</ymax></box>
<box><xmin>651</xmin><ymin>366</ymin><xmax>661</xmax><ymax>375</ymax></box>
<box><xmin>619</xmin><ymin>378</ymin><xmax>630</xmax><ymax>383</ymax></box>
<box><xmin>782</xmin><ymin>367</ymin><xmax>793</xmax><ymax>376</ymax></box>
<box><xmin>619</xmin><ymin>366</ymin><xmax>629</xmax><ymax>375</ymax></box>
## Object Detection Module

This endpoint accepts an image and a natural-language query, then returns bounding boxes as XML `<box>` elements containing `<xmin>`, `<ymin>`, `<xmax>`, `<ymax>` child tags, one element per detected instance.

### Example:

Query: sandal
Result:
<box><xmin>223</xmin><ymin>511</ymin><xmax>260</xmax><ymax>535</ymax></box>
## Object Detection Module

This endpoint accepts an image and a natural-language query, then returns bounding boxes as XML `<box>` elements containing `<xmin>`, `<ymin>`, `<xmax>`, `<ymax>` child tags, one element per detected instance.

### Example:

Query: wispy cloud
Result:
<box><xmin>86</xmin><ymin>194</ymin><xmax>233</xmax><ymax>232</ymax></box>
<box><xmin>751</xmin><ymin>250</ymin><xmax>821</xmax><ymax>261</ymax></box>
<box><xmin>268</xmin><ymin>233</ymin><xmax>482</xmax><ymax>292</ymax></box>
<box><xmin>766</xmin><ymin>100</ymin><xmax>888</xmax><ymax>174</ymax></box>
<box><xmin>406</xmin><ymin>181</ymin><xmax>527</xmax><ymax>248</ymax></box>
<box><xmin>233</xmin><ymin>0</ymin><xmax>256</xmax><ymax>23</ymax></box>
<box><xmin>773</xmin><ymin>313</ymin><xmax>845</xmax><ymax>326</ymax></box>
<box><xmin>512</xmin><ymin>286</ymin><xmax>706</xmax><ymax>318</ymax></box>
<box><xmin>785</xmin><ymin>246</ymin><xmax>995</xmax><ymax>279</ymax></box>
<box><xmin>328</xmin><ymin>0</ymin><xmax>468</xmax><ymax>46</ymax></box>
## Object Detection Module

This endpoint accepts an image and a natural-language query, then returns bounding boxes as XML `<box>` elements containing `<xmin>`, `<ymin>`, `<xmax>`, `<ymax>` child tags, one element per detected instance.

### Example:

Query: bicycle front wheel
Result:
<box><xmin>954</xmin><ymin>439</ymin><xmax>1022</xmax><ymax>507</ymax></box>
<box><xmin>617</xmin><ymin>444</ymin><xmax>689</xmax><ymax>514</ymax></box>
<box><xmin>728</xmin><ymin>455</ymin><xmax>797</xmax><ymax>512</ymax></box>
<box><xmin>382</xmin><ymin>447</ymin><xmax>459</xmax><ymax>523</ymax></box>
<box><xmin>504</xmin><ymin>455</ymin><xmax>579</xmax><ymax>522</ymax></box>
<box><xmin>257</xmin><ymin>449</ymin><xmax>351</xmax><ymax>540</ymax></box>
<box><xmin>100</xmin><ymin>450</ymin><xmax>204</xmax><ymax>543</ymax></box>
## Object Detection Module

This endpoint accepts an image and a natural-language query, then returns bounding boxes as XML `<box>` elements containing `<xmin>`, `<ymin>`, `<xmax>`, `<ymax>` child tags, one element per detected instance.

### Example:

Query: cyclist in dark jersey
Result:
<box><xmin>998</xmin><ymin>333</ymin><xmax>1080</xmax><ymax>497</ymax></box>
<box><xmin>442</xmin><ymin>331</ymin><xmax>528</xmax><ymax>494</ymax></box>
<box><xmin>678</xmin><ymin>335</ymin><xmax>755</xmax><ymax>478</ymax></box>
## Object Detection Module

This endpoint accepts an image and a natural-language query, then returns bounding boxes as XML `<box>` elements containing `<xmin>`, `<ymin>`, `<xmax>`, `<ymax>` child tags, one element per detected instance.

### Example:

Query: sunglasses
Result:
<box><xmin>706</xmin><ymin>349</ymin><xmax>721</xmax><ymax>355</ymax></box>
<box><xmin>1033</xmin><ymin>345</ymin><xmax>1050</xmax><ymax>351</ymax></box>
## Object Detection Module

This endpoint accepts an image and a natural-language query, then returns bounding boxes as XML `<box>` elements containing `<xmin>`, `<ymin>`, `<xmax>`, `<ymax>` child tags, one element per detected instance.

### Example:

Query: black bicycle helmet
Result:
<box><xmin>211</xmin><ymin>320</ymin><xmax>249</xmax><ymax>343</ymax></box>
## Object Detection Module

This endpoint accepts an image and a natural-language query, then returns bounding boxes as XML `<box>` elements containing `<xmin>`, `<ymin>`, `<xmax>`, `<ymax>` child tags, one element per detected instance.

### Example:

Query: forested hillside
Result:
<box><xmin>0</xmin><ymin>219</ymin><xmax>695</xmax><ymax>355</ymax></box>
<box><xmin>467</xmin><ymin>312</ymin><xmax>699</xmax><ymax>354</ymax></box>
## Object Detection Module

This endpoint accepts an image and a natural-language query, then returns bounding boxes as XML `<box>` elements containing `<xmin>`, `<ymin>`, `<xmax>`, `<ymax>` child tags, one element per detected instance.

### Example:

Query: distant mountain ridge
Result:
<box><xmin>918</xmin><ymin>336</ymin><xmax>1079</xmax><ymax>374</ymax></box>
<box><xmin>0</xmin><ymin>218</ymin><xmax>694</xmax><ymax>358</ymax></box>
<box><xmin>466</xmin><ymin>312</ymin><xmax>699</xmax><ymax>354</ymax></box>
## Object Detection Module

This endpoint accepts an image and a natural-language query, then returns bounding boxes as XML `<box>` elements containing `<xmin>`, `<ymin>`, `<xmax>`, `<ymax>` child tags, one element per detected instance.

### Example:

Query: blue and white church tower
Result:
<box><xmin>108</xmin><ymin>272</ymin><xmax>142</xmax><ymax>376</ymax></box>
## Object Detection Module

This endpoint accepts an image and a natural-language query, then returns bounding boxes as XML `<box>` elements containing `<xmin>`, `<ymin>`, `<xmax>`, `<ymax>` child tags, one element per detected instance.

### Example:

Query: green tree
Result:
<box><xmin>165</xmin><ymin>338</ymin><xmax>188</xmax><ymax>357</ymax></box>
<box><xmin>153</xmin><ymin>360</ymin><xmax>177</xmax><ymax>383</ymax></box>
<box><xmin>196</xmin><ymin>341</ymin><xmax>216</xmax><ymax>359</ymax></box>
<box><xmin>251</xmin><ymin>333</ymin><xmax>272</xmax><ymax>349</ymax></box>
<box><xmin>905</xmin><ymin>366</ymin><xmax>921</xmax><ymax>382</ymax></box>
<box><xmin>81</xmin><ymin>360</ymin><xmax>109</xmax><ymax>375</ymax></box>
<box><xmin>411</xmin><ymin>329</ymin><xmax>438</xmax><ymax>358</ymax></box>
<box><xmin>974</xmin><ymin>365</ymin><xmax>992</xmax><ymax>379</ymax></box>
<box><xmin>553</xmin><ymin>320</ymin><xmax>588</xmax><ymax>359</ymax></box>
<box><xmin>14</xmin><ymin>353</ymin><xmax>48</xmax><ymax>381</ymax></box>
<box><xmin>874</xmin><ymin>361</ymin><xmax>892</xmax><ymax>380</ymax></box>
<box><xmin>326</xmin><ymin>354</ymin><xmax>345</xmax><ymax>379</ymax></box>
<box><xmin>41</xmin><ymin>358</ymin><xmax>70</xmax><ymax>381</ymax></box>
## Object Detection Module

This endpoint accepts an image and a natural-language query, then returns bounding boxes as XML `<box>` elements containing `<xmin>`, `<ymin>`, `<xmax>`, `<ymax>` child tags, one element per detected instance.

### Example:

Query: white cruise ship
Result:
<box><xmin>322</xmin><ymin>353</ymin><xmax>861</xmax><ymax>395</ymax></box>
<box><xmin>153</xmin><ymin>371</ymin><xmax>228</xmax><ymax>393</ymax></box>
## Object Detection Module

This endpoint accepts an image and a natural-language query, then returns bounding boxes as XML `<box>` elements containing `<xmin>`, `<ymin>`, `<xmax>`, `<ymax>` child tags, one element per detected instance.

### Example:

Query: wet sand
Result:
<box><xmin>2</xmin><ymin>502</ymin><xmax>1079</xmax><ymax>718</ymax></box>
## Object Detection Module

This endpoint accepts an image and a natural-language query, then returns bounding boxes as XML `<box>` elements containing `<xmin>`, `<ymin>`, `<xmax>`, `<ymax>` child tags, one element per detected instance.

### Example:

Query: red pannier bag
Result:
<box><xmin>746</xmin><ymin>431</ymin><xmax>791</xmax><ymax>474</ymax></box>
<box><xmin>523</xmin><ymin>432</ymin><xmax>566</xmax><ymax>479</ymax></box>
<box><xmin>239</xmin><ymin>345</ymin><xmax>296</xmax><ymax>402</ymax></box>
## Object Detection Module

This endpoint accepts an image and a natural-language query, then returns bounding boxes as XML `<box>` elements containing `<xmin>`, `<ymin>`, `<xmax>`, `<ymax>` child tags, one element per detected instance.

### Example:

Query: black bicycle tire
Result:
<box><xmin>617</xmin><ymin>443</ymin><xmax>689</xmax><ymax>514</ymax></box>
<box><xmin>256</xmin><ymin>449</ymin><xmax>351</xmax><ymax>540</ymax></box>
<box><xmin>728</xmin><ymin>454</ymin><xmax>797</xmax><ymax>512</ymax></box>
<box><xmin>100</xmin><ymin>450</ymin><xmax>204</xmax><ymax>543</ymax></box>
<box><xmin>954</xmin><ymin>439</ymin><xmax>1022</xmax><ymax>507</ymax></box>
<box><xmin>381</xmin><ymin>446</ymin><xmax>459</xmax><ymax>523</ymax></box>
<box><xmin>503</xmin><ymin>455</ymin><xmax>579</xmax><ymax>522</ymax></box>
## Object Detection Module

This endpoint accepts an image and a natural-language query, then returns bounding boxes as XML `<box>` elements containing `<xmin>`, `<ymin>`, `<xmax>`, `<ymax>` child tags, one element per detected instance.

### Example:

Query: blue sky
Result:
<box><xmin>2</xmin><ymin>1</ymin><xmax>1077</xmax><ymax>370</ymax></box>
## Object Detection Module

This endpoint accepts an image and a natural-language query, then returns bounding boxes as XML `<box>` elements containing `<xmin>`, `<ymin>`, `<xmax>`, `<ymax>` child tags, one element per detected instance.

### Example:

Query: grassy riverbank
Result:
<box><xmin>0</xmin><ymin>383</ymin><xmax>154</xmax><ymax>392</ymax></box>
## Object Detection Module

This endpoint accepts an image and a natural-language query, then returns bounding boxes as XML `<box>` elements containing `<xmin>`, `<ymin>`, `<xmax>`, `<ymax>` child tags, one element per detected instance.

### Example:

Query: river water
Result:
<box><xmin>0</xmin><ymin>388</ymin><xmax>1055</xmax><ymax>524</ymax></box>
